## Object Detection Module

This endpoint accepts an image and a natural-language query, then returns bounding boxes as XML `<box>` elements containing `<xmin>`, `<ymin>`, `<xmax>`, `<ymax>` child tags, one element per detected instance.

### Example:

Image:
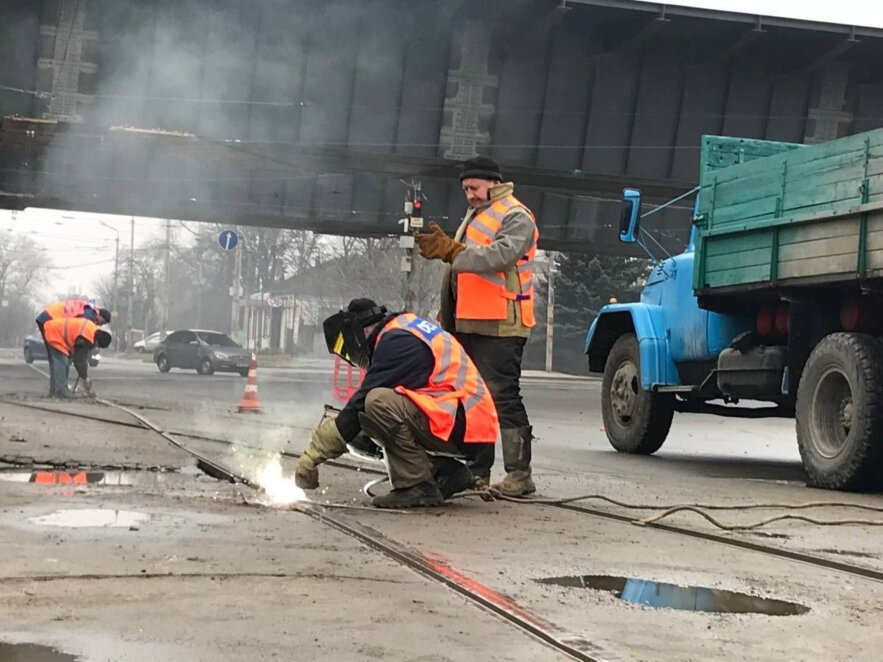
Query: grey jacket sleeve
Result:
<box><xmin>451</xmin><ymin>209</ymin><xmax>535</xmax><ymax>274</ymax></box>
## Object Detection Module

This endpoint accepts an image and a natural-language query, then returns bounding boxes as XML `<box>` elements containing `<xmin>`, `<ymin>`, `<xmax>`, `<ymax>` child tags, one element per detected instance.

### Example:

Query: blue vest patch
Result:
<box><xmin>408</xmin><ymin>317</ymin><xmax>442</xmax><ymax>342</ymax></box>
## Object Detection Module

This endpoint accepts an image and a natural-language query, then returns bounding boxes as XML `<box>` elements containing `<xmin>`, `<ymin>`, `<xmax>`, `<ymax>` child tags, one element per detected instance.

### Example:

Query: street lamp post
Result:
<box><xmin>127</xmin><ymin>217</ymin><xmax>134</xmax><ymax>351</ymax></box>
<box><xmin>97</xmin><ymin>220</ymin><xmax>120</xmax><ymax>341</ymax></box>
<box><xmin>545</xmin><ymin>252</ymin><xmax>557</xmax><ymax>373</ymax></box>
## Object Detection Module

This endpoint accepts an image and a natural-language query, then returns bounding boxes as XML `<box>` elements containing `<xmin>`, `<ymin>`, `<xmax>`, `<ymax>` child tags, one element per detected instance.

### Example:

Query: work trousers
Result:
<box><xmin>364</xmin><ymin>388</ymin><xmax>471</xmax><ymax>489</ymax></box>
<box><xmin>38</xmin><ymin>323</ymin><xmax>55</xmax><ymax>395</ymax></box>
<box><xmin>46</xmin><ymin>346</ymin><xmax>70</xmax><ymax>397</ymax></box>
<box><xmin>455</xmin><ymin>334</ymin><xmax>530</xmax><ymax>429</ymax></box>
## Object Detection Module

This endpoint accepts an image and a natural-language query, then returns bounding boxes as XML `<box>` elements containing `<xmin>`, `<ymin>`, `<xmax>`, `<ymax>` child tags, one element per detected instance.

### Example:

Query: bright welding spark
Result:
<box><xmin>256</xmin><ymin>454</ymin><xmax>307</xmax><ymax>506</ymax></box>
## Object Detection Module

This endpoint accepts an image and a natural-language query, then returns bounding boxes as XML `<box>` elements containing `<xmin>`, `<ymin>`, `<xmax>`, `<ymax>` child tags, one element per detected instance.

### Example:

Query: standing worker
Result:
<box><xmin>415</xmin><ymin>156</ymin><xmax>539</xmax><ymax>497</ymax></box>
<box><xmin>36</xmin><ymin>299</ymin><xmax>111</xmax><ymax>397</ymax></box>
<box><xmin>294</xmin><ymin>298</ymin><xmax>499</xmax><ymax>508</ymax></box>
<box><xmin>42</xmin><ymin>317</ymin><xmax>112</xmax><ymax>398</ymax></box>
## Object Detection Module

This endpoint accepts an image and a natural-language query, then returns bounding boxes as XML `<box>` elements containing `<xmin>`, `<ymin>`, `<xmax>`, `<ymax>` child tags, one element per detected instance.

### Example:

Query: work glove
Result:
<box><xmin>295</xmin><ymin>455</ymin><xmax>319</xmax><ymax>490</ymax></box>
<box><xmin>415</xmin><ymin>222</ymin><xmax>466</xmax><ymax>263</ymax></box>
<box><xmin>82</xmin><ymin>378</ymin><xmax>94</xmax><ymax>397</ymax></box>
<box><xmin>472</xmin><ymin>476</ymin><xmax>496</xmax><ymax>502</ymax></box>
<box><xmin>294</xmin><ymin>418</ymin><xmax>347</xmax><ymax>489</ymax></box>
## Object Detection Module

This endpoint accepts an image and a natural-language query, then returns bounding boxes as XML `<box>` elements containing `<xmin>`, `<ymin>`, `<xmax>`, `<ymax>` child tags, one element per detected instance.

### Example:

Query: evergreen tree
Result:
<box><xmin>554</xmin><ymin>253</ymin><xmax>653</xmax><ymax>339</ymax></box>
<box><xmin>525</xmin><ymin>252</ymin><xmax>652</xmax><ymax>372</ymax></box>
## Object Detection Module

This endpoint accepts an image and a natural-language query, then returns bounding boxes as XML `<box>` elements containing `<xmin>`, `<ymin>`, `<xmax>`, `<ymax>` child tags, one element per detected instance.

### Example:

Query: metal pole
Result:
<box><xmin>196</xmin><ymin>260</ymin><xmax>203</xmax><ymax>328</ymax></box>
<box><xmin>545</xmin><ymin>252</ymin><xmax>556</xmax><ymax>373</ymax></box>
<box><xmin>162</xmin><ymin>219</ymin><xmax>171</xmax><ymax>337</ymax></box>
<box><xmin>400</xmin><ymin>181</ymin><xmax>423</xmax><ymax>312</ymax></box>
<box><xmin>97</xmin><ymin>219</ymin><xmax>120</xmax><ymax>345</ymax></box>
<box><xmin>126</xmin><ymin>217</ymin><xmax>134</xmax><ymax>351</ymax></box>
<box><xmin>230</xmin><ymin>236</ymin><xmax>241</xmax><ymax>340</ymax></box>
<box><xmin>112</xmin><ymin>233</ymin><xmax>119</xmax><ymax>316</ymax></box>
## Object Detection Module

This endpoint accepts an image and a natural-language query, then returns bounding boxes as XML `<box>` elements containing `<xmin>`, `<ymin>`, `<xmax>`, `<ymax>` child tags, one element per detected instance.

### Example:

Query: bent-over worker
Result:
<box><xmin>36</xmin><ymin>299</ymin><xmax>111</xmax><ymax>397</ymax></box>
<box><xmin>42</xmin><ymin>317</ymin><xmax>112</xmax><ymax>398</ymax></box>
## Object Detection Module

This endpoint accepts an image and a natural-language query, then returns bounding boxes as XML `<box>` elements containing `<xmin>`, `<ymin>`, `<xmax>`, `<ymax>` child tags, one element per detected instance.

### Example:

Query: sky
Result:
<box><xmin>5</xmin><ymin>0</ymin><xmax>882</xmax><ymax>304</ymax></box>
<box><xmin>0</xmin><ymin>209</ymin><xmax>167</xmax><ymax>306</ymax></box>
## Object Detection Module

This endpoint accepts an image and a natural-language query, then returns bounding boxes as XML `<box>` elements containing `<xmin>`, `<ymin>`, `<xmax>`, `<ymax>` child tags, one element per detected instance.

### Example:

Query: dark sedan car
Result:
<box><xmin>23</xmin><ymin>332</ymin><xmax>101</xmax><ymax>367</ymax></box>
<box><xmin>153</xmin><ymin>329</ymin><xmax>251</xmax><ymax>376</ymax></box>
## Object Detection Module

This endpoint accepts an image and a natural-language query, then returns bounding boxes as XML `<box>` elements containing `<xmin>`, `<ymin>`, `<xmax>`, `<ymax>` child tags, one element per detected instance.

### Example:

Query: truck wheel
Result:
<box><xmin>796</xmin><ymin>333</ymin><xmax>883</xmax><ymax>491</ymax></box>
<box><xmin>601</xmin><ymin>333</ymin><xmax>674</xmax><ymax>454</ymax></box>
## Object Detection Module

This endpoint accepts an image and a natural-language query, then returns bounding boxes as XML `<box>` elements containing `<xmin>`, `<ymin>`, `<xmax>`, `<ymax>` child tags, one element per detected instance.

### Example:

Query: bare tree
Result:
<box><xmin>0</xmin><ymin>231</ymin><xmax>50</xmax><ymax>344</ymax></box>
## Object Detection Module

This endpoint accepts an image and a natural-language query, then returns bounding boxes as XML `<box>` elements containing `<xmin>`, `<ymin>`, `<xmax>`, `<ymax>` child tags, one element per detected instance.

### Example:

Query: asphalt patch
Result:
<box><xmin>0</xmin><ymin>642</ymin><xmax>78</xmax><ymax>660</ymax></box>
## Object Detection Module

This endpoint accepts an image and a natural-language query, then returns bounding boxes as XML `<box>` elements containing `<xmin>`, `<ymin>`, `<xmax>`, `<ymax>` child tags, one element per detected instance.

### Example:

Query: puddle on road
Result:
<box><xmin>0</xmin><ymin>470</ymin><xmax>191</xmax><ymax>487</ymax></box>
<box><xmin>28</xmin><ymin>509</ymin><xmax>151</xmax><ymax>529</ymax></box>
<box><xmin>538</xmin><ymin>575</ymin><xmax>809</xmax><ymax>616</ymax></box>
<box><xmin>0</xmin><ymin>642</ymin><xmax>78</xmax><ymax>661</ymax></box>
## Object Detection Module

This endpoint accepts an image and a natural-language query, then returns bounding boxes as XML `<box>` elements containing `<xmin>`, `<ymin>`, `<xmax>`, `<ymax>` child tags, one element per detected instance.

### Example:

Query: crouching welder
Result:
<box><xmin>42</xmin><ymin>317</ymin><xmax>112</xmax><ymax>398</ymax></box>
<box><xmin>295</xmin><ymin>298</ymin><xmax>499</xmax><ymax>508</ymax></box>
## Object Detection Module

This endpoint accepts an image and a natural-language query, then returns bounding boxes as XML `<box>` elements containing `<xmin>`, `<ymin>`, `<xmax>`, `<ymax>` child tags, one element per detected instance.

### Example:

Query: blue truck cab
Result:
<box><xmin>584</xmin><ymin>136</ymin><xmax>801</xmax><ymax>456</ymax></box>
<box><xmin>586</xmin><ymin>224</ymin><xmax>750</xmax><ymax>391</ymax></box>
<box><xmin>584</xmin><ymin>195</ymin><xmax>756</xmax><ymax>455</ymax></box>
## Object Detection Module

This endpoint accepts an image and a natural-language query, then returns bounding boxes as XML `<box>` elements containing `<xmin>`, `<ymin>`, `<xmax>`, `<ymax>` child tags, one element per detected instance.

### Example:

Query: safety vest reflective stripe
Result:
<box><xmin>376</xmin><ymin>314</ymin><xmax>498</xmax><ymax>443</ymax></box>
<box><xmin>456</xmin><ymin>194</ymin><xmax>538</xmax><ymax>326</ymax></box>
<box><xmin>464</xmin><ymin>218</ymin><xmax>498</xmax><ymax>243</ymax></box>
<box><xmin>44</xmin><ymin>318</ymin><xmax>96</xmax><ymax>355</ymax></box>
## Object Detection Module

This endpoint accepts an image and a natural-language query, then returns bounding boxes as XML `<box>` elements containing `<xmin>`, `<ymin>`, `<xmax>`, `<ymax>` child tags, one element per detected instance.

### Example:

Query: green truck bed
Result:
<box><xmin>694</xmin><ymin>129</ymin><xmax>883</xmax><ymax>293</ymax></box>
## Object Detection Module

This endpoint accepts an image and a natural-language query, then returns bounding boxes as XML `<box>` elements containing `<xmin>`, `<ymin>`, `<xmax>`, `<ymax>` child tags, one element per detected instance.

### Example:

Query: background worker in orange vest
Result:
<box><xmin>294</xmin><ymin>298</ymin><xmax>499</xmax><ymax>508</ymax></box>
<box><xmin>36</xmin><ymin>299</ymin><xmax>111</xmax><ymax>397</ymax></box>
<box><xmin>415</xmin><ymin>156</ymin><xmax>539</xmax><ymax>497</ymax></box>
<box><xmin>42</xmin><ymin>317</ymin><xmax>112</xmax><ymax>398</ymax></box>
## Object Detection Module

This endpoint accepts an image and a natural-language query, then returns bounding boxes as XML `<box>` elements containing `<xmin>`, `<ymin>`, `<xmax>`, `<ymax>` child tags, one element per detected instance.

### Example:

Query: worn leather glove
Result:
<box><xmin>415</xmin><ymin>222</ymin><xmax>466</xmax><ymax>263</ymax></box>
<box><xmin>473</xmin><ymin>476</ymin><xmax>496</xmax><ymax>502</ymax></box>
<box><xmin>294</xmin><ymin>418</ymin><xmax>347</xmax><ymax>489</ymax></box>
<box><xmin>295</xmin><ymin>455</ymin><xmax>319</xmax><ymax>489</ymax></box>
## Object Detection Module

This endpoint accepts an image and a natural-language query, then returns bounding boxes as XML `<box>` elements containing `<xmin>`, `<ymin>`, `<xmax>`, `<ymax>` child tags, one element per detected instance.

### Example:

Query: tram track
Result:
<box><xmin>4</xmin><ymin>394</ymin><xmax>883</xmax><ymax>660</ymax></box>
<box><xmin>4</xmin><ymin>396</ymin><xmax>883</xmax><ymax>584</ymax></box>
<box><xmin>0</xmin><ymin>395</ymin><xmax>611</xmax><ymax>661</ymax></box>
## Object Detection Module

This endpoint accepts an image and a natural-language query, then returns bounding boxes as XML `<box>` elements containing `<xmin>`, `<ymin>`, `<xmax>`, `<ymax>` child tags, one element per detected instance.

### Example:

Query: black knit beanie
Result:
<box><xmin>459</xmin><ymin>156</ymin><xmax>503</xmax><ymax>182</ymax></box>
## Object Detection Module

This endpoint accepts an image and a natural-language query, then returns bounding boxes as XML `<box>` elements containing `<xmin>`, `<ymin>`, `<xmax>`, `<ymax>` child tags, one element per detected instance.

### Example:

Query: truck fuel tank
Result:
<box><xmin>716</xmin><ymin>345</ymin><xmax>787</xmax><ymax>400</ymax></box>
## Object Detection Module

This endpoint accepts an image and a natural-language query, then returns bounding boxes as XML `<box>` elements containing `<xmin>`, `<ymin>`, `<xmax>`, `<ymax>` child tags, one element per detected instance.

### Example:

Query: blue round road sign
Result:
<box><xmin>219</xmin><ymin>230</ymin><xmax>239</xmax><ymax>250</ymax></box>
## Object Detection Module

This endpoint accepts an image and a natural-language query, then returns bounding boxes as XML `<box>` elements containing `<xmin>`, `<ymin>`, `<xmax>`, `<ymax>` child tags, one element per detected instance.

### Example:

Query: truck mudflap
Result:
<box><xmin>585</xmin><ymin>303</ymin><xmax>679</xmax><ymax>390</ymax></box>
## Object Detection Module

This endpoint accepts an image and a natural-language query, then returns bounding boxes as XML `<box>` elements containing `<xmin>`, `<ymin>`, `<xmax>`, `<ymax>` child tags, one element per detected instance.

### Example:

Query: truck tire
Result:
<box><xmin>601</xmin><ymin>333</ymin><xmax>674</xmax><ymax>454</ymax></box>
<box><xmin>796</xmin><ymin>333</ymin><xmax>883</xmax><ymax>491</ymax></box>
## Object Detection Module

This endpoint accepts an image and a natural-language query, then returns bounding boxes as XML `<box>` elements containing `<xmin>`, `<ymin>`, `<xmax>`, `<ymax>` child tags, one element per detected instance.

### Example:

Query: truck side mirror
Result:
<box><xmin>619</xmin><ymin>188</ymin><xmax>641</xmax><ymax>243</ymax></box>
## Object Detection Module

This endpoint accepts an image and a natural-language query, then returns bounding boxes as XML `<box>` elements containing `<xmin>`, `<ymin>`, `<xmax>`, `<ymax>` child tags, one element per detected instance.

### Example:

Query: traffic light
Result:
<box><xmin>410</xmin><ymin>197</ymin><xmax>424</xmax><ymax>230</ymax></box>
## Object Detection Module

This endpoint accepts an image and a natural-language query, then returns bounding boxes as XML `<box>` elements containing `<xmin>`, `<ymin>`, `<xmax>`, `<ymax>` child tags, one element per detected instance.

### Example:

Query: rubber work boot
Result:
<box><xmin>432</xmin><ymin>458</ymin><xmax>476</xmax><ymax>499</ymax></box>
<box><xmin>491</xmin><ymin>427</ymin><xmax>535</xmax><ymax>497</ymax></box>
<box><xmin>371</xmin><ymin>481</ymin><xmax>445</xmax><ymax>508</ymax></box>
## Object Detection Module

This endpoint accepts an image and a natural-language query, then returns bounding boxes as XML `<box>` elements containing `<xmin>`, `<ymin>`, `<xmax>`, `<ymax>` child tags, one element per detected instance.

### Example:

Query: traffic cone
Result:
<box><xmin>237</xmin><ymin>354</ymin><xmax>262</xmax><ymax>413</ymax></box>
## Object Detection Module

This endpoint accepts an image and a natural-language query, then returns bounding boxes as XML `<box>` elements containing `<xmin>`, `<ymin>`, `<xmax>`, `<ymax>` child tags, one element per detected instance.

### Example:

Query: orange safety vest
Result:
<box><xmin>43</xmin><ymin>299</ymin><xmax>89</xmax><ymax>320</ymax></box>
<box><xmin>43</xmin><ymin>317</ymin><xmax>98</xmax><ymax>357</ymax></box>
<box><xmin>376</xmin><ymin>314</ymin><xmax>499</xmax><ymax>444</ymax></box>
<box><xmin>456</xmin><ymin>194</ymin><xmax>538</xmax><ymax>326</ymax></box>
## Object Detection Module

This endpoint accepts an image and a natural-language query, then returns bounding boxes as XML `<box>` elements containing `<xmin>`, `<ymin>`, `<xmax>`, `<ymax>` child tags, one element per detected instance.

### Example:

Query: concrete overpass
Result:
<box><xmin>2</xmin><ymin>0</ymin><xmax>883</xmax><ymax>254</ymax></box>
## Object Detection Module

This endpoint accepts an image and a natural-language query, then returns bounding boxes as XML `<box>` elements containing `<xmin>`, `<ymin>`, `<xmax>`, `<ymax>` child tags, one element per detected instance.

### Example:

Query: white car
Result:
<box><xmin>134</xmin><ymin>331</ymin><xmax>166</xmax><ymax>353</ymax></box>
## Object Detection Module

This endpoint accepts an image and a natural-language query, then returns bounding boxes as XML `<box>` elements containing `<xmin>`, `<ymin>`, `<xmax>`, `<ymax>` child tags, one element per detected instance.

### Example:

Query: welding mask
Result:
<box><xmin>323</xmin><ymin>300</ymin><xmax>388</xmax><ymax>369</ymax></box>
